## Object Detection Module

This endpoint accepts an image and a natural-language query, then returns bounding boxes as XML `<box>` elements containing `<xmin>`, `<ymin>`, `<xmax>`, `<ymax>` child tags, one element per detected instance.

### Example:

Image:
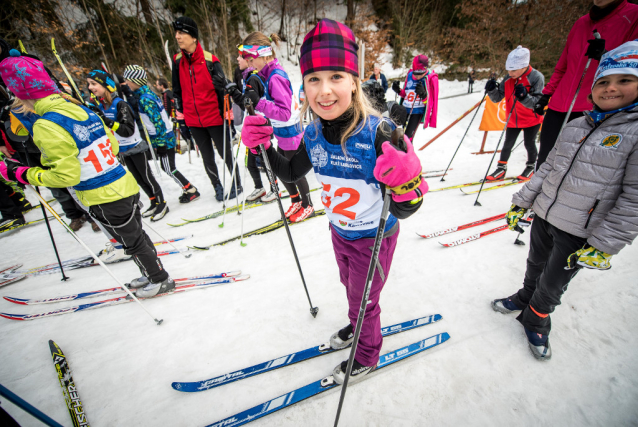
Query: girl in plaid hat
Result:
<box><xmin>86</xmin><ymin>69</ymin><xmax>168</xmax><ymax>221</ymax></box>
<box><xmin>241</xmin><ymin>19</ymin><xmax>427</xmax><ymax>383</ymax></box>
<box><xmin>239</xmin><ymin>32</ymin><xmax>314</xmax><ymax>223</ymax></box>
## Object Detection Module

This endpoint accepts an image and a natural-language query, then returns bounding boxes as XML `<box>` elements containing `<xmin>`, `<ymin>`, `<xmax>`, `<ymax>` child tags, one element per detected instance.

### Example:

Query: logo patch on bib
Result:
<box><xmin>73</xmin><ymin>124</ymin><xmax>90</xmax><ymax>142</ymax></box>
<box><xmin>310</xmin><ymin>144</ymin><xmax>328</xmax><ymax>168</ymax></box>
<box><xmin>600</xmin><ymin>134</ymin><xmax>622</xmax><ymax>149</ymax></box>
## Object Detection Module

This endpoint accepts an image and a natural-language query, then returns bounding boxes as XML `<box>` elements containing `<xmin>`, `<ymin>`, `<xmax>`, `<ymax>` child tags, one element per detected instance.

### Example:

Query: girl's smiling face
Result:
<box><xmin>303</xmin><ymin>71</ymin><xmax>355</xmax><ymax>121</ymax></box>
<box><xmin>592</xmin><ymin>74</ymin><xmax>638</xmax><ymax>111</ymax></box>
<box><xmin>86</xmin><ymin>78</ymin><xmax>106</xmax><ymax>97</ymax></box>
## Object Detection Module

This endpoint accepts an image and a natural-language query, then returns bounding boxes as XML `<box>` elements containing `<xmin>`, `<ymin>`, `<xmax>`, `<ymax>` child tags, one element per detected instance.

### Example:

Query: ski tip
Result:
<box><xmin>3</xmin><ymin>296</ymin><xmax>28</xmax><ymax>305</ymax></box>
<box><xmin>440</xmin><ymin>332</ymin><xmax>451</xmax><ymax>342</ymax></box>
<box><xmin>188</xmin><ymin>246</ymin><xmax>210</xmax><ymax>251</ymax></box>
<box><xmin>224</xmin><ymin>270</ymin><xmax>242</xmax><ymax>277</ymax></box>
<box><xmin>433</xmin><ymin>314</ymin><xmax>443</xmax><ymax>322</ymax></box>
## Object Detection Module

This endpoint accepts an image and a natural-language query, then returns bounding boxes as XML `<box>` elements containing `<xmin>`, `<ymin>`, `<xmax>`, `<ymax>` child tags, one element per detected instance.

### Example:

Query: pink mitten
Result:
<box><xmin>0</xmin><ymin>160</ymin><xmax>30</xmax><ymax>185</ymax></box>
<box><xmin>373</xmin><ymin>136</ymin><xmax>428</xmax><ymax>202</ymax></box>
<box><xmin>241</xmin><ymin>115</ymin><xmax>273</xmax><ymax>154</ymax></box>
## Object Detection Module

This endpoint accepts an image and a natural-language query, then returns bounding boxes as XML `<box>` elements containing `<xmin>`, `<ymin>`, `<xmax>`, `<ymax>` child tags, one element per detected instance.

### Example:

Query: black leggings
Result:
<box><xmin>123</xmin><ymin>150</ymin><xmax>164</xmax><ymax>200</ymax></box>
<box><xmin>90</xmin><ymin>193</ymin><xmax>168</xmax><ymax>283</ymax></box>
<box><xmin>499</xmin><ymin>124</ymin><xmax>541</xmax><ymax>164</ymax></box>
<box><xmin>405</xmin><ymin>112</ymin><xmax>424</xmax><ymax>141</ymax></box>
<box><xmin>190</xmin><ymin>125</ymin><xmax>241</xmax><ymax>189</ymax></box>
<box><xmin>537</xmin><ymin>108</ymin><xmax>584</xmax><ymax>167</ymax></box>
<box><xmin>277</xmin><ymin>146</ymin><xmax>312</xmax><ymax>208</ymax></box>
<box><xmin>247</xmin><ymin>149</ymin><xmax>264</xmax><ymax>189</ymax></box>
<box><xmin>158</xmin><ymin>148</ymin><xmax>191</xmax><ymax>189</ymax></box>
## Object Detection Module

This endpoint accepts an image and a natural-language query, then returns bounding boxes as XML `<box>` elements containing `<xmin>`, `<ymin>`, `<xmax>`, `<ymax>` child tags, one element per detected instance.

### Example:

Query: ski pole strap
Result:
<box><xmin>389</xmin><ymin>173</ymin><xmax>422</xmax><ymax>195</ymax></box>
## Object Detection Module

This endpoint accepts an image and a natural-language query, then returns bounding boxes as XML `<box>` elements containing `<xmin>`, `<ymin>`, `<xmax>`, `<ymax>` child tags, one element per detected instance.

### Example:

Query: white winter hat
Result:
<box><xmin>506</xmin><ymin>46</ymin><xmax>530</xmax><ymax>70</ymax></box>
<box><xmin>592</xmin><ymin>40</ymin><xmax>638</xmax><ymax>89</ymax></box>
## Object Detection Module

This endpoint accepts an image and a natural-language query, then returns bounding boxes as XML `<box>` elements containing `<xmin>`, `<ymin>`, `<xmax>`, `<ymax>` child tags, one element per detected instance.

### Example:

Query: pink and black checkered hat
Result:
<box><xmin>299</xmin><ymin>19</ymin><xmax>359</xmax><ymax>78</ymax></box>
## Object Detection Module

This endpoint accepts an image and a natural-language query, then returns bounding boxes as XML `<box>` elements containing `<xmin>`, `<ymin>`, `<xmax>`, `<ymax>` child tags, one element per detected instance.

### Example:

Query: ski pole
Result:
<box><xmin>245</xmin><ymin>99</ymin><xmax>318</xmax><ymax>317</ymax></box>
<box><xmin>186</xmin><ymin>128</ymin><xmax>192</xmax><ymax>164</ymax></box>
<box><xmin>558</xmin><ymin>29</ymin><xmax>601</xmax><ymax>138</ymax></box>
<box><xmin>142</xmin><ymin>219</ymin><xmax>192</xmax><ymax>259</ymax></box>
<box><xmin>222</xmin><ymin>95</ymin><xmax>229</xmax><ymax>203</ymax></box>
<box><xmin>219</xmin><ymin>137</ymin><xmax>243</xmax><ymax>228</ymax></box>
<box><xmin>474</xmin><ymin>98</ymin><xmax>518</xmax><ymax>207</ymax></box>
<box><xmin>333</xmin><ymin>127</ymin><xmax>405</xmax><ymax>427</ymax></box>
<box><xmin>0</xmin><ymin>85</ymin><xmax>70</xmax><ymax>282</ymax></box>
<box><xmin>51</xmin><ymin>38</ymin><xmax>86</xmax><ymax>105</ymax></box>
<box><xmin>0</xmin><ymin>383</ymin><xmax>64</xmax><ymax>427</ymax></box>
<box><xmin>26</xmin><ymin>186</ymin><xmax>164</xmax><ymax>325</ymax></box>
<box><xmin>239</xmin><ymin>148</ymin><xmax>250</xmax><ymax>247</ymax></box>
<box><xmin>439</xmin><ymin>92</ymin><xmax>488</xmax><ymax>181</ymax></box>
<box><xmin>419</xmin><ymin>97</ymin><xmax>483</xmax><ymax>151</ymax></box>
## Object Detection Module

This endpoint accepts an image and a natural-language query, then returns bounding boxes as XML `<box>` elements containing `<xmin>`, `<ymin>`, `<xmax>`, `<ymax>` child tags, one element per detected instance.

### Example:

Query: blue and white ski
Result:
<box><xmin>172</xmin><ymin>314</ymin><xmax>442</xmax><ymax>393</ymax></box>
<box><xmin>205</xmin><ymin>332</ymin><xmax>450</xmax><ymax>427</ymax></box>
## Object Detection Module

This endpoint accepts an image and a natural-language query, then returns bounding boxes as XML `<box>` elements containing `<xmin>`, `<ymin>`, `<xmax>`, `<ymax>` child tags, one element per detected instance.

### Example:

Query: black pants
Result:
<box><xmin>499</xmin><ymin>124</ymin><xmax>541</xmax><ymax>164</ymax></box>
<box><xmin>468</xmin><ymin>82</ymin><xmax>474</xmax><ymax>93</ymax></box>
<box><xmin>16</xmin><ymin>150</ymin><xmax>85</xmax><ymax>220</ymax></box>
<box><xmin>247</xmin><ymin>149</ymin><xmax>264</xmax><ymax>189</ymax></box>
<box><xmin>158</xmin><ymin>148</ymin><xmax>191</xmax><ymax>189</ymax></box>
<box><xmin>405</xmin><ymin>112</ymin><xmax>424</xmax><ymax>141</ymax></box>
<box><xmin>537</xmin><ymin>108</ymin><xmax>584</xmax><ymax>167</ymax></box>
<box><xmin>277</xmin><ymin>146</ymin><xmax>312</xmax><ymax>208</ymax></box>
<box><xmin>89</xmin><ymin>193</ymin><xmax>168</xmax><ymax>283</ymax></box>
<box><xmin>0</xmin><ymin>181</ymin><xmax>23</xmax><ymax>219</ymax></box>
<box><xmin>123</xmin><ymin>150</ymin><xmax>163</xmax><ymax>200</ymax></box>
<box><xmin>510</xmin><ymin>216</ymin><xmax>587</xmax><ymax>335</ymax></box>
<box><xmin>190</xmin><ymin>125</ymin><xmax>241</xmax><ymax>189</ymax></box>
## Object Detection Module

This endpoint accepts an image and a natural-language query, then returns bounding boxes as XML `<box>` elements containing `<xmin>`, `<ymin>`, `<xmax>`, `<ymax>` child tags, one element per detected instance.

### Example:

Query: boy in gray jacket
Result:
<box><xmin>491</xmin><ymin>40</ymin><xmax>638</xmax><ymax>360</ymax></box>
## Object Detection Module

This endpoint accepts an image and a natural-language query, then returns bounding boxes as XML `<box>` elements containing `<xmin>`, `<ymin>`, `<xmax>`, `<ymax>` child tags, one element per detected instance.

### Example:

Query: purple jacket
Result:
<box><xmin>256</xmin><ymin>59</ymin><xmax>303</xmax><ymax>151</ymax></box>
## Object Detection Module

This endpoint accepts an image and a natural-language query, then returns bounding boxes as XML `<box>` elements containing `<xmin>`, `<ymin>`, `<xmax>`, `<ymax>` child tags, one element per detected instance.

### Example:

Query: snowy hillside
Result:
<box><xmin>1</xmin><ymin>79</ymin><xmax>637</xmax><ymax>427</ymax></box>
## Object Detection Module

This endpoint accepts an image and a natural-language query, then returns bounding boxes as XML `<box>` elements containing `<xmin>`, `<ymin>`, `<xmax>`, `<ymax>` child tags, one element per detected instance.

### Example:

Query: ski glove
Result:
<box><xmin>415</xmin><ymin>82</ymin><xmax>427</xmax><ymax>100</ymax></box>
<box><xmin>373</xmin><ymin>135</ymin><xmax>428</xmax><ymax>203</ymax></box>
<box><xmin>566</xmin><ymin>246</ymin><xmax>612</xmax><ymax>270</ymax></box>
<box><xmin>89</xmin><ymin>105</ymin><xmax>115</xmax><ymax>128</ymax></box>
<box><xmin>244</xmin><ymin>84</ymin><xmax>261</xmax><ymax>107</ymax></box>
<box><xmin>241</xmin><ymin>115</ymin><xmax>272</xmax><ymax>154</ymax></box>
<box><xmin>506</xmin><ymin>204</ymin><xmax>528</xmax><ymax>232</ymax></box>
<box><xmin>514</xmin><ymin>84</ymin><xmax>528</xmax><ymax>101</ymax></box>
<box><xmin>392</xmin><ymin>80</ymin><xmax>401</xmax><ymax>95</ymax></box>
<box><xmin>534</xmin><ymin>94</ymin><xmax>550</xmax><ymax>116</ymax></box>
<box><xmin>585</xmin><ymin>38</ymin><xmax>606</xmax><ymax>61</ymax></box>
<box><xmin>485</xmin><ymin>79</ymin><xmax>498</xmax><ymax>92</ymax></box>
<box><xmin>0</xmin><ymin>159</ymin><xmax>30</xmax><ymax>185</ymax></box>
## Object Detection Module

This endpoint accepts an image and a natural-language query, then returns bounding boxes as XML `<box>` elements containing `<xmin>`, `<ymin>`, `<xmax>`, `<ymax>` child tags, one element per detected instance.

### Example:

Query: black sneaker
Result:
<box><xmin>517</xmin><ymin>163</ymin><xmax>535</xmax><ymax>181</ymax></box>
<box><xmin>333</xmin><ymin>358</ymin><xmax>376</xmax><ymax>385</ymax></box>
<box><xmin>330</xmin><ymin>323</ymin><xmax>354</xmax><ymax>349</ymax></box>
<box><xmin>486</xmin><ymin>161</ymin><xmax>507</xmax><ymax>181</ymax></box>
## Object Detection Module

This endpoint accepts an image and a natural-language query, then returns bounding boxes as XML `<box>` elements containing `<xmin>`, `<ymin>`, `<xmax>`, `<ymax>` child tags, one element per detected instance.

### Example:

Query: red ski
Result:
<box><xmin>439</xmin><ymin>224</ymin><xmax>509</xmax><ymax>247</ymax></box>
<box><xmin>417</xmin><ymin>213</ymin><xmax>506</xmax><ymax>239</ymax></box>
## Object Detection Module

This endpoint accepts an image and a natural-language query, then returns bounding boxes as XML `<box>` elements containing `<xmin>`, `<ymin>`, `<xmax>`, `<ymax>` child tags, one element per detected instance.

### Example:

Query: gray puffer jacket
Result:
<box><xmin>512</xmin><ymin>105</ymin><xmax>638</xmax><ymax>255</ymax></box>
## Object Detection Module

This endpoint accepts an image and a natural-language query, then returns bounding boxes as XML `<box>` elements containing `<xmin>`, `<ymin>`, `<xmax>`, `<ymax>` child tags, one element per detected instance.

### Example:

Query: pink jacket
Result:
<box><xmin>543</xmin><ymin>0</ymin><xmax>638</xmax><ymax>113</ymax></box>
<box><xmin>423</xmin><ymin>71</ymin><xmax>439</xmax><ymax>128</ymax></box>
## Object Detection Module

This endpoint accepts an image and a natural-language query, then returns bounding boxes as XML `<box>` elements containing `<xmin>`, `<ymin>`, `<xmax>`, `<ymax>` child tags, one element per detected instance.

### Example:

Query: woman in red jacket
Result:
<box><xmin>534</xmin><ymin>0</ymin><xmax>638</xmax><ymax>166</ymax></box>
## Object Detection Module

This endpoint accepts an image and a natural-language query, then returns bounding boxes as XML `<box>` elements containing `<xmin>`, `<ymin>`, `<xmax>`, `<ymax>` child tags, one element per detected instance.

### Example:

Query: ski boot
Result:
<box><xmin>491</xmin><ymin>298</ymin><xmax>522</xmax><ymax>314</ymax></box>
<box><xmin>290</xmin><ymin>204</ymin><xmax>314</xmax><ymax>223</ymax></box>
<box><xmin>136</xmin><ymin>277</ymin><xmax>176</xmax><ymax>298</ymax></box>
<box><xmin>333</xmin><ymin>358</ymin><xmax>376</xmax><ymax>385</ymax></box>
<box><xmin>142</xmin><ymin>197</ymin><xmax>159</xmax><ymax>218</ymax></box>
<box><xmin>214</xmin><ymin>183</ymin><xmax>225</xmax><ymax>202</ymax></box>
<box><xmin>284</xmin><ymin>201</ymin><xmax>302</xmax><ymax>218</ymax></box>
<box><xmin>9</xmin><ymin>191</ymin><xmax>32</xmax><ymax>212</ymax></box>
<box><xmin>68</xmin><ymin>216</ymin><xmax>87</xmax><ymax>232</ymax></box>
<box><xmin>261</xmin><ymin>190</ymin><xmax>278</xmax><ymax>203</ymax></box>
<box><xmin>330</xmin><ymin>323</ymin><xmax>354</xmax><ymax>350</ymax></box>
<box><xmin>486</xmin><ymin>161</ymin><xmax>507</xmax><ymax>181</ymax></box>
<box><xmin>525</xmin><ymin>328</ymin><xmax>551</xmax><ymax>361</ymax></box>
<box><xmin>127</xmin><ymin>276</ymin><xmax>150</xmax><ymax>289</ymax></box>
<box><xmin>179</xmin><ymin>185</ymin><xmax>200</xmax><ymax>203</ymax></box>
<box><xmin>227</xmin><ymin>183</ymin><xmax>243</xmax><ymax>200</ymax></box>
<box><xmin>96</xmin><ymin>241</ymin><xmax>132</xmax><ymax>264</ymax></box>
<box><xmin>517</xmin><ymin>163</ymin><xmax>535</xmax><ymax>181</ymax></box>
<box><xmin>246</xmin><ymin>188</ymin><xmax>266</xmax><ymax>202</ymax></box>
<box><xmin>0</xmin><ymin>216</ymin><xmax>25</xmax><ymax>232</ymax></box>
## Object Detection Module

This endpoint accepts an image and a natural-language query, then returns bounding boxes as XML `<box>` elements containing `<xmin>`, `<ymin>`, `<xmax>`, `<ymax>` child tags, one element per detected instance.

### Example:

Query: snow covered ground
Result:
<box><xmin>1</xmin><ymin>79</ymin><xmax>637</xmax><ymax>427</ymax></box>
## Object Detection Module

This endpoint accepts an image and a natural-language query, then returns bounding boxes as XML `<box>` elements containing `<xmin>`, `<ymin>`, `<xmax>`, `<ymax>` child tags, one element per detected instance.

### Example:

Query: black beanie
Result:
<box><xmin>172</xmin><ymin>16</ymin><xmax>199</xmax><ymax>39</ymax></box>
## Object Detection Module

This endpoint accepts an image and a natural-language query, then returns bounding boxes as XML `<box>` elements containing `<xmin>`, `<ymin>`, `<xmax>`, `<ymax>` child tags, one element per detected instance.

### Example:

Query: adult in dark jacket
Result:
<box><xmin>534</xmin><ymin>0</ymin><xmax>638</xmax><ymax>167</ymax></box>
<box><xmin>368</xmin><ymin>64</ymin><xmax>388</xmax><ymax>92</ymax></box>
<box><xmin>171</xmin><ymin>16</ymin><xmax>241</xmax><ymax>202</ymax></box>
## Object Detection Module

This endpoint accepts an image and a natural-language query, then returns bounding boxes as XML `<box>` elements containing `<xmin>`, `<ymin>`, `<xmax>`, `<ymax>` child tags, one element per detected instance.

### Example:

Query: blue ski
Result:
<box><xmin>205</xmin><ymin>332</ymin><xmax>450</xmax><ymax>427</ymax></box>
<box><xmin>172</xmin><ymin>314</ymin><xmax>442</xmax><ymax>393</ymax></box>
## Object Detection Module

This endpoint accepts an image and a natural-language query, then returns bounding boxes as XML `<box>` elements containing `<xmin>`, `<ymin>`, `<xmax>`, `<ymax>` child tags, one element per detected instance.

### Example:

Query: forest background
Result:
<box><xmin>3</xmin><ymin>0</ymin><xmax>635</xmax><ymax>88</ymax></box>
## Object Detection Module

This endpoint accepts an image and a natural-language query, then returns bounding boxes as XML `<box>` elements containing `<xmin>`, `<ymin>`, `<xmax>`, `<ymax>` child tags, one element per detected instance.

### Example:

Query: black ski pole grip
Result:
<box><xmin>245</xmin><ymin>98</ymin><xmax>256</xmax><ymax>116</ymax></box>
<box><xmin>391</xmin><ymin>127</ymin><xmax>407</xmax><ymax>152</ymax></box>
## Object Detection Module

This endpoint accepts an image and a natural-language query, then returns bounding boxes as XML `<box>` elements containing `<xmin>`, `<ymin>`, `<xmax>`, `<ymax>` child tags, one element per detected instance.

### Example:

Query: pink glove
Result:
<box><xmin>0</xmin><ymin>160</ymin><xmax>31</xmax><ymax>185</ymax></box>
<box><xmin>373</xmin><ymin>135</ymin><xmax>428</xmax><ymax>202</ymax></box>
<box><xmin>241</xmin><ymin>115</ymin><xmax>272</xmax><ymax>154</ymax></box>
